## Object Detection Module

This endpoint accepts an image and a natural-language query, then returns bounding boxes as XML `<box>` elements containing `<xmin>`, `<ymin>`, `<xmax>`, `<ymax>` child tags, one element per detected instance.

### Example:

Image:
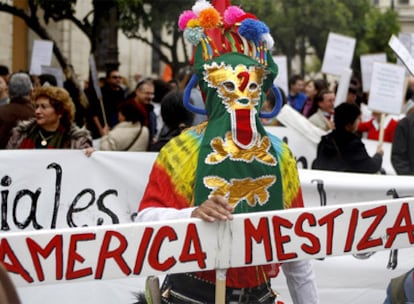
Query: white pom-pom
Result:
<box><xmin>261</xmin><ymin>33</ymin><xmax>275</xmax><ymax>49</ymax></box>
<box><xmin>192</xmin><ymin>0</ymin><xmax>212</xmax><ymax>16</ymax></box>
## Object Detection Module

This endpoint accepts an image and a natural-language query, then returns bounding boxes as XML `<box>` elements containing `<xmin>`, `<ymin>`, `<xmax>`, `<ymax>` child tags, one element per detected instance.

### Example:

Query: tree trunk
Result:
<box><xmin>92</xmin><ymin>0</ymin><xmax>119</xmax><ymax>72</ymax></box>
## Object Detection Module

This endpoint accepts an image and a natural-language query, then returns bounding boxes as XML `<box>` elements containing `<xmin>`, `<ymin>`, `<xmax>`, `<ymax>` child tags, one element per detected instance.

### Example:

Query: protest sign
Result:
<box><xmin>89</xmin><ymin>54</ymin><xmax>107</xmax><ymax>125</ymax></box>
<box><xmin>321</xmin><ymin>33</ymin><xmax>356</xmax><ymax>76</ymax></box>
<box><xmin>272</xmin><ymin>55</ymin><xmax>288</xmax><ymax>95</ymax></box>
<box><xmin>360</xmin><ymin>53</ymin><xmax>387</xmax><ymax>93</ymax></box>
<box><xmin>367</xmin><ymin>62</ymin><xmax>405</xmax><ymax>115</ymax></box>
<box><xmin>29</xmin><ymin>40</ymin><xmax>53</xmax><ymax>75</ymax></box>
<box><xmin>334</xmin><ymin>67</ymin><xmax>353</xmax><ymax>106</ymax></box>
<box><xmin>389</xmin><ymin>34</ymin><xmax>414</xmax><ymax>76</ymax></box>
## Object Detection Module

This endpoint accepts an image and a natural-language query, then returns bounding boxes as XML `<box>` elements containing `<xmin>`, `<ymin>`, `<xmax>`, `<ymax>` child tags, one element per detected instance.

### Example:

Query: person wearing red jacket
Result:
<box><xmin>357</xmin><ymin>111</ymin><xmax>399</xmax><ymax>143</ymax></box>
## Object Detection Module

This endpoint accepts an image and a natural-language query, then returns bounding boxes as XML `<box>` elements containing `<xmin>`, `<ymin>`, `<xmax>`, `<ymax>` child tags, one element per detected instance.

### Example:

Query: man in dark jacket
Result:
<box><xmin>0</xmin><ymin>73</ymin><xmax>35</xmax><ymax>148</ymax></box>
<box><xmin>391</xmin><ymin>110</ymin><xmax>414</xmax><ymax>175</ymax></box>
<box><xmin>312</xmin><ymin>102</ymin><xmax>383</xmax><ymax>173</ymax></box>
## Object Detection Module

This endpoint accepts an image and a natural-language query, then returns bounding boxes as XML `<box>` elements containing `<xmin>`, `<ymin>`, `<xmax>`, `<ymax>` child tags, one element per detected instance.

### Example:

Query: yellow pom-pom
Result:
<box><xmin>199</xmin><ymin>7</ymin><xmax>221</xmax><ymax>29</ymax></box>
<box><xmin>187</xmin><ymin>19</ymin><xmax>200</xmax><ymax>28</ymax></box>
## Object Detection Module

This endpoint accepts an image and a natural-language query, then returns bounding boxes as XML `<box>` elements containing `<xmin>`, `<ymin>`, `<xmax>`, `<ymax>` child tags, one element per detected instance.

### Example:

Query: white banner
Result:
<box><xmin>0</xmin><ymin>130</ymin><xmax>407</xmax><ymax>237</ymax></box>
<box><xmin>4</xmin><ymin>198</ymin><xmax>413</xmax><ymax>287</ymax></box>
<box><xmin>0</xmin><ymin>148</ymin><xmax>412</xmax><ymax>304</ymax></box>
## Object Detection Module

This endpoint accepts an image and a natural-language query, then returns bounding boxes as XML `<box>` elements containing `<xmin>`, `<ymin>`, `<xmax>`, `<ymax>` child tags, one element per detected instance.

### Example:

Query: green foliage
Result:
<box><xmin>365</xmin><ymin>8</ymin><xmax>400</xmax><ymax>62</ymax></box>
<box><xmin>117</xmin><ymin>0</ymin><xmax>194</xmax><ymax>37</ymax></box>
<box><xmin>233</xmin><ymin>0</ymin><xmax>400</xmax><ymax>75</ymax></box>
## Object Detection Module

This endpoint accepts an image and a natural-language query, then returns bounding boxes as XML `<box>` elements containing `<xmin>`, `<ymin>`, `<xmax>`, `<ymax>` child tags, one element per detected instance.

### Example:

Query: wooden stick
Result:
<box><xmin>215</xmin><ymin>269</ymin><xmax>226</xmax><ymax>304</ymax></box>
<box><xmin>378</xmin><ymin>113</ymin><xmax>386</xmax><ymax>145</ymax></box>
<box><xmin>97</xmin><ymin>97</ymin><xmax>108</xmax><ymax>127</ymax></box>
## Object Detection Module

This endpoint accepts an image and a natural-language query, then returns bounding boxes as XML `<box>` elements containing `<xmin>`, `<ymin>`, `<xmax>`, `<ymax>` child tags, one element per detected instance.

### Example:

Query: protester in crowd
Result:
<box><xmin>88</xmin><ymin>69</ymin><xmax>126</xmax><ymax>138</ymax></box>
<box><xmin>383</xmin><ymin>268</ymin><xmax>414</xmax><ymax>304</ymax></box>
<box><xmin>137</xmin><ymin>4</ymin><xmax>318</xmax><ymax>303</ymax></box>
<box><xmin>0</xmin><ymin>76</ymin><xmax>9</xmax><ymax>105</ymax></box>
<box><xmin>0</xmin><ymin>72</ymin><xmax>35</xmax><ymax>148</ymax></box>
<box><xmin>345</xmin><ymin>84</ymin><xmax>358</xmax><ymax>106</ymax></box>
<box><xmin>132</xmin><ymin>78</ymin><xmax>157</xmax><ymax>144</ymax></box>
<box><xmin>301</xmin><ymin>78</ymin><xmax>328</xmax><ymax>118</ymax></box>
<box><xmin>167</xmin><ymin>78</ymin><xmax>180</xmax><ymax>91</ymax></box>
<box><xmin>402</xmin><ymin>83</ymin><xmax>414</xmax><ymax>116</ymax></box>
<box><xmin>99</xmin><ymin>99</ymin><xmax>149</xmax><ymax>151</ymax></box>
<box><xmin>312</xmin><ymin>102</ymin><xmax>383</xmax><ymax>173</ymax></box>
<box><xmin>38</xmin><ymin>73</ymin><xmax>58</xmax><ymax>87</ymax></box>
<box><xmin>0</xmin><ymin>65</ymin><xmax>9</xmax><ymax>83</ymax></box>
<box><xmin>6</xmin><ymin>86</ymin><xmax>92</xmax><ymax>149</ymax></box>
<box><xmin>287</xmin><ymin>74</ymin><xmax>307</xmax><ymax>113</ymax></box>
<box><xmin>357</xmin><ymin>111</ymin><xmax>398</xmax><ymax>142</ymax></box>
<box><xmin>391</xmin><ymin>107</ymin><xmax>414</xmax><ymax>175</ymax></box>
<box><xmin>308</xmin><ymin>89</ymin><xmax>335</xmax><ymax>131</ymax></box>
<box><xmin>63</xmin><ymin>64</ymin><xmax>89</xmax><ymax>128</ymax></box>
<box><xmin>148</xmin><ymin>90</ymin><xmax>194</xmax><ymax>151</ymax></box>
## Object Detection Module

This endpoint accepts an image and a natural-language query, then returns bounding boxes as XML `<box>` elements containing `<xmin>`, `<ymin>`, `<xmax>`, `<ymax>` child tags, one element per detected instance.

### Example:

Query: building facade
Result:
<box><xmin>375</xmin><ymin>0</ymin><xmax>414</xmax><ymax>32</ymax></box>
<box><xmin>0</xmin><ymin>0</ymin><xmax>155</xmax><ymax>91</ymax></box>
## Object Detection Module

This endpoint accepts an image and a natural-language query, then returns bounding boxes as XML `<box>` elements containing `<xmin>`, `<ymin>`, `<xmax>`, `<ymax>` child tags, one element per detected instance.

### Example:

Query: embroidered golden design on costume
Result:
<box><xmin>203</xmin><ymin>175</ymin><xmax>276</xmax><ymax>207</ymax></box>
<box><xmin>206</xmin><ymin>131</ymin><xmax>276</xmax><ymax>165</ymax></box>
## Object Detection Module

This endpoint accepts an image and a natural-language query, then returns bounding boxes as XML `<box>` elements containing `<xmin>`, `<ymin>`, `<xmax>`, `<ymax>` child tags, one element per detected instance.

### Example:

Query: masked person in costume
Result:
<box><xmin>137</xmin><ymin>1</ymin><xmax>318</xmax><ymax>303</ymax></box>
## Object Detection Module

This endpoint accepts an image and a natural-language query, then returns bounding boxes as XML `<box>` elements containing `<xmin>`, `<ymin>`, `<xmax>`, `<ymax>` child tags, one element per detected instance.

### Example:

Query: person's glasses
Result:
<box><xmin>111</xmin><ymin>75</ymin><xmax>121</xmax><ymax>79</ymax></box>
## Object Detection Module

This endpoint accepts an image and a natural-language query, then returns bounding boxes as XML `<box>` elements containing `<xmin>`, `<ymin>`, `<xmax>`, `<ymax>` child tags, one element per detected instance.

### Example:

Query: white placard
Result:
<box><xmin>397</xmin><ymin>32</ymin><xmax>414</xmax><ymax>70</ymax></box>
<box><xmin>334</xmin><ymin>68</ymin><xmax>353</xmax><ymax>106</ymax></box>
<box><xmin>360</xmin><ymin>53</ymin><xmax>387</xmax><ymax>92</ymax></box>
<box><xmin>272</xmin><ymin>55</ymin><xmax>288</xmax><ymax>95</ymax></box>
<box><xmin>367</xmin><ymin>62</ymin><xmax>406</xmax><ymax>115</ymax></box>
<box><xmin>40</xmin><ymin>66</ymin><xmax>64</xmax><ymax>87</ymax></box>
<box><xmin>321</xmin><ymin>33</ymin><xmax>356</xmax><ymax>76</ymax></box>
<box><xmin>29</xmin><ymin>40</ymin><xmax>53</xmax><ymax>75</ymax></box>
<box><xmin>389</xmin><ymin>34</ymin><xmax>414</xmax><ymax>76</ymax></box>
<box><xmin>89</xmin><ymin>54</ymin><xmax>102</xmax><ymax>100</ymax></box>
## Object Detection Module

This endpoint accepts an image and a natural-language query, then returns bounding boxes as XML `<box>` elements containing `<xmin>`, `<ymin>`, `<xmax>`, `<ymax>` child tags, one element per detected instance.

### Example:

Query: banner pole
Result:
<box><xmin>378</xmin><ymin>113</ymin><xmax>386</xmax><ymax>145</ymax></box>
<box><xmin>215</xmin><ymin>269</ymin><xmax>226</xmax><ymax>304</ymax></box>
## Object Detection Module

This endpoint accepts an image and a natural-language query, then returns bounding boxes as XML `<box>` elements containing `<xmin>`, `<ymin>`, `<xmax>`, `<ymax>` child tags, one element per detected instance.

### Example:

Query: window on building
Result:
<box><xmin>398</xmin><ymin>0</ymin><xmax>409</xmax><ymax>4</ymax></box>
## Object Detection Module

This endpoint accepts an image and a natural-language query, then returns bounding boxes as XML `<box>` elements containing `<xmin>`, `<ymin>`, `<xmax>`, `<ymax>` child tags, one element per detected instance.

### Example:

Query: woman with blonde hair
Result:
<box><xmin>6</xmin><ymin>86</ymin><xmax>92</xmax><ymax>149</ymax></box>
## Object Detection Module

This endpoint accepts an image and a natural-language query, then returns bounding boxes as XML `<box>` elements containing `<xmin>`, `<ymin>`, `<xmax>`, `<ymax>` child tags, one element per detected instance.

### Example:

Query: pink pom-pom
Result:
<box><xmin>178</xmin><ymin>10</ymin><xmax>197</xmax><ymax>31</ymax></box>
<box><xmin>223</xmin><ymin>6</ymin><xmax>245</xmax><ymax>25</ymax></box>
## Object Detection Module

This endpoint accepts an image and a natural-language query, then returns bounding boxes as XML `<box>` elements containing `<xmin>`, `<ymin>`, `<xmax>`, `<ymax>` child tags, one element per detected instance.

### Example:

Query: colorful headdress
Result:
<box><xmin>178</xmin><ymin>0</ymin><xmax>274</xmax><ymax>64</ymax></box>
<box><xmin>180</xmin><ymin>0</ymin><xmax>282</xmax><ymax>118</ymax></box>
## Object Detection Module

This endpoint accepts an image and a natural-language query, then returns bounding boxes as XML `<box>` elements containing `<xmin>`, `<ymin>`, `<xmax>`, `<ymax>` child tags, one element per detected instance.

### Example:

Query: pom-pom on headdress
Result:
<box><xmin>178</xmin><ymin>0</ymin><xmax>274</xmax><ymax>65</ymax></box>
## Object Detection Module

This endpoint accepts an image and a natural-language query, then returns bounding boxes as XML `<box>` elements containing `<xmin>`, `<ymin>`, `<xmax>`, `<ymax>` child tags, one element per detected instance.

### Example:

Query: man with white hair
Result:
<box><xmin>0</xmin><ymin>72</ymin><xmax>35</xmax><ymax>148</ymax></box>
